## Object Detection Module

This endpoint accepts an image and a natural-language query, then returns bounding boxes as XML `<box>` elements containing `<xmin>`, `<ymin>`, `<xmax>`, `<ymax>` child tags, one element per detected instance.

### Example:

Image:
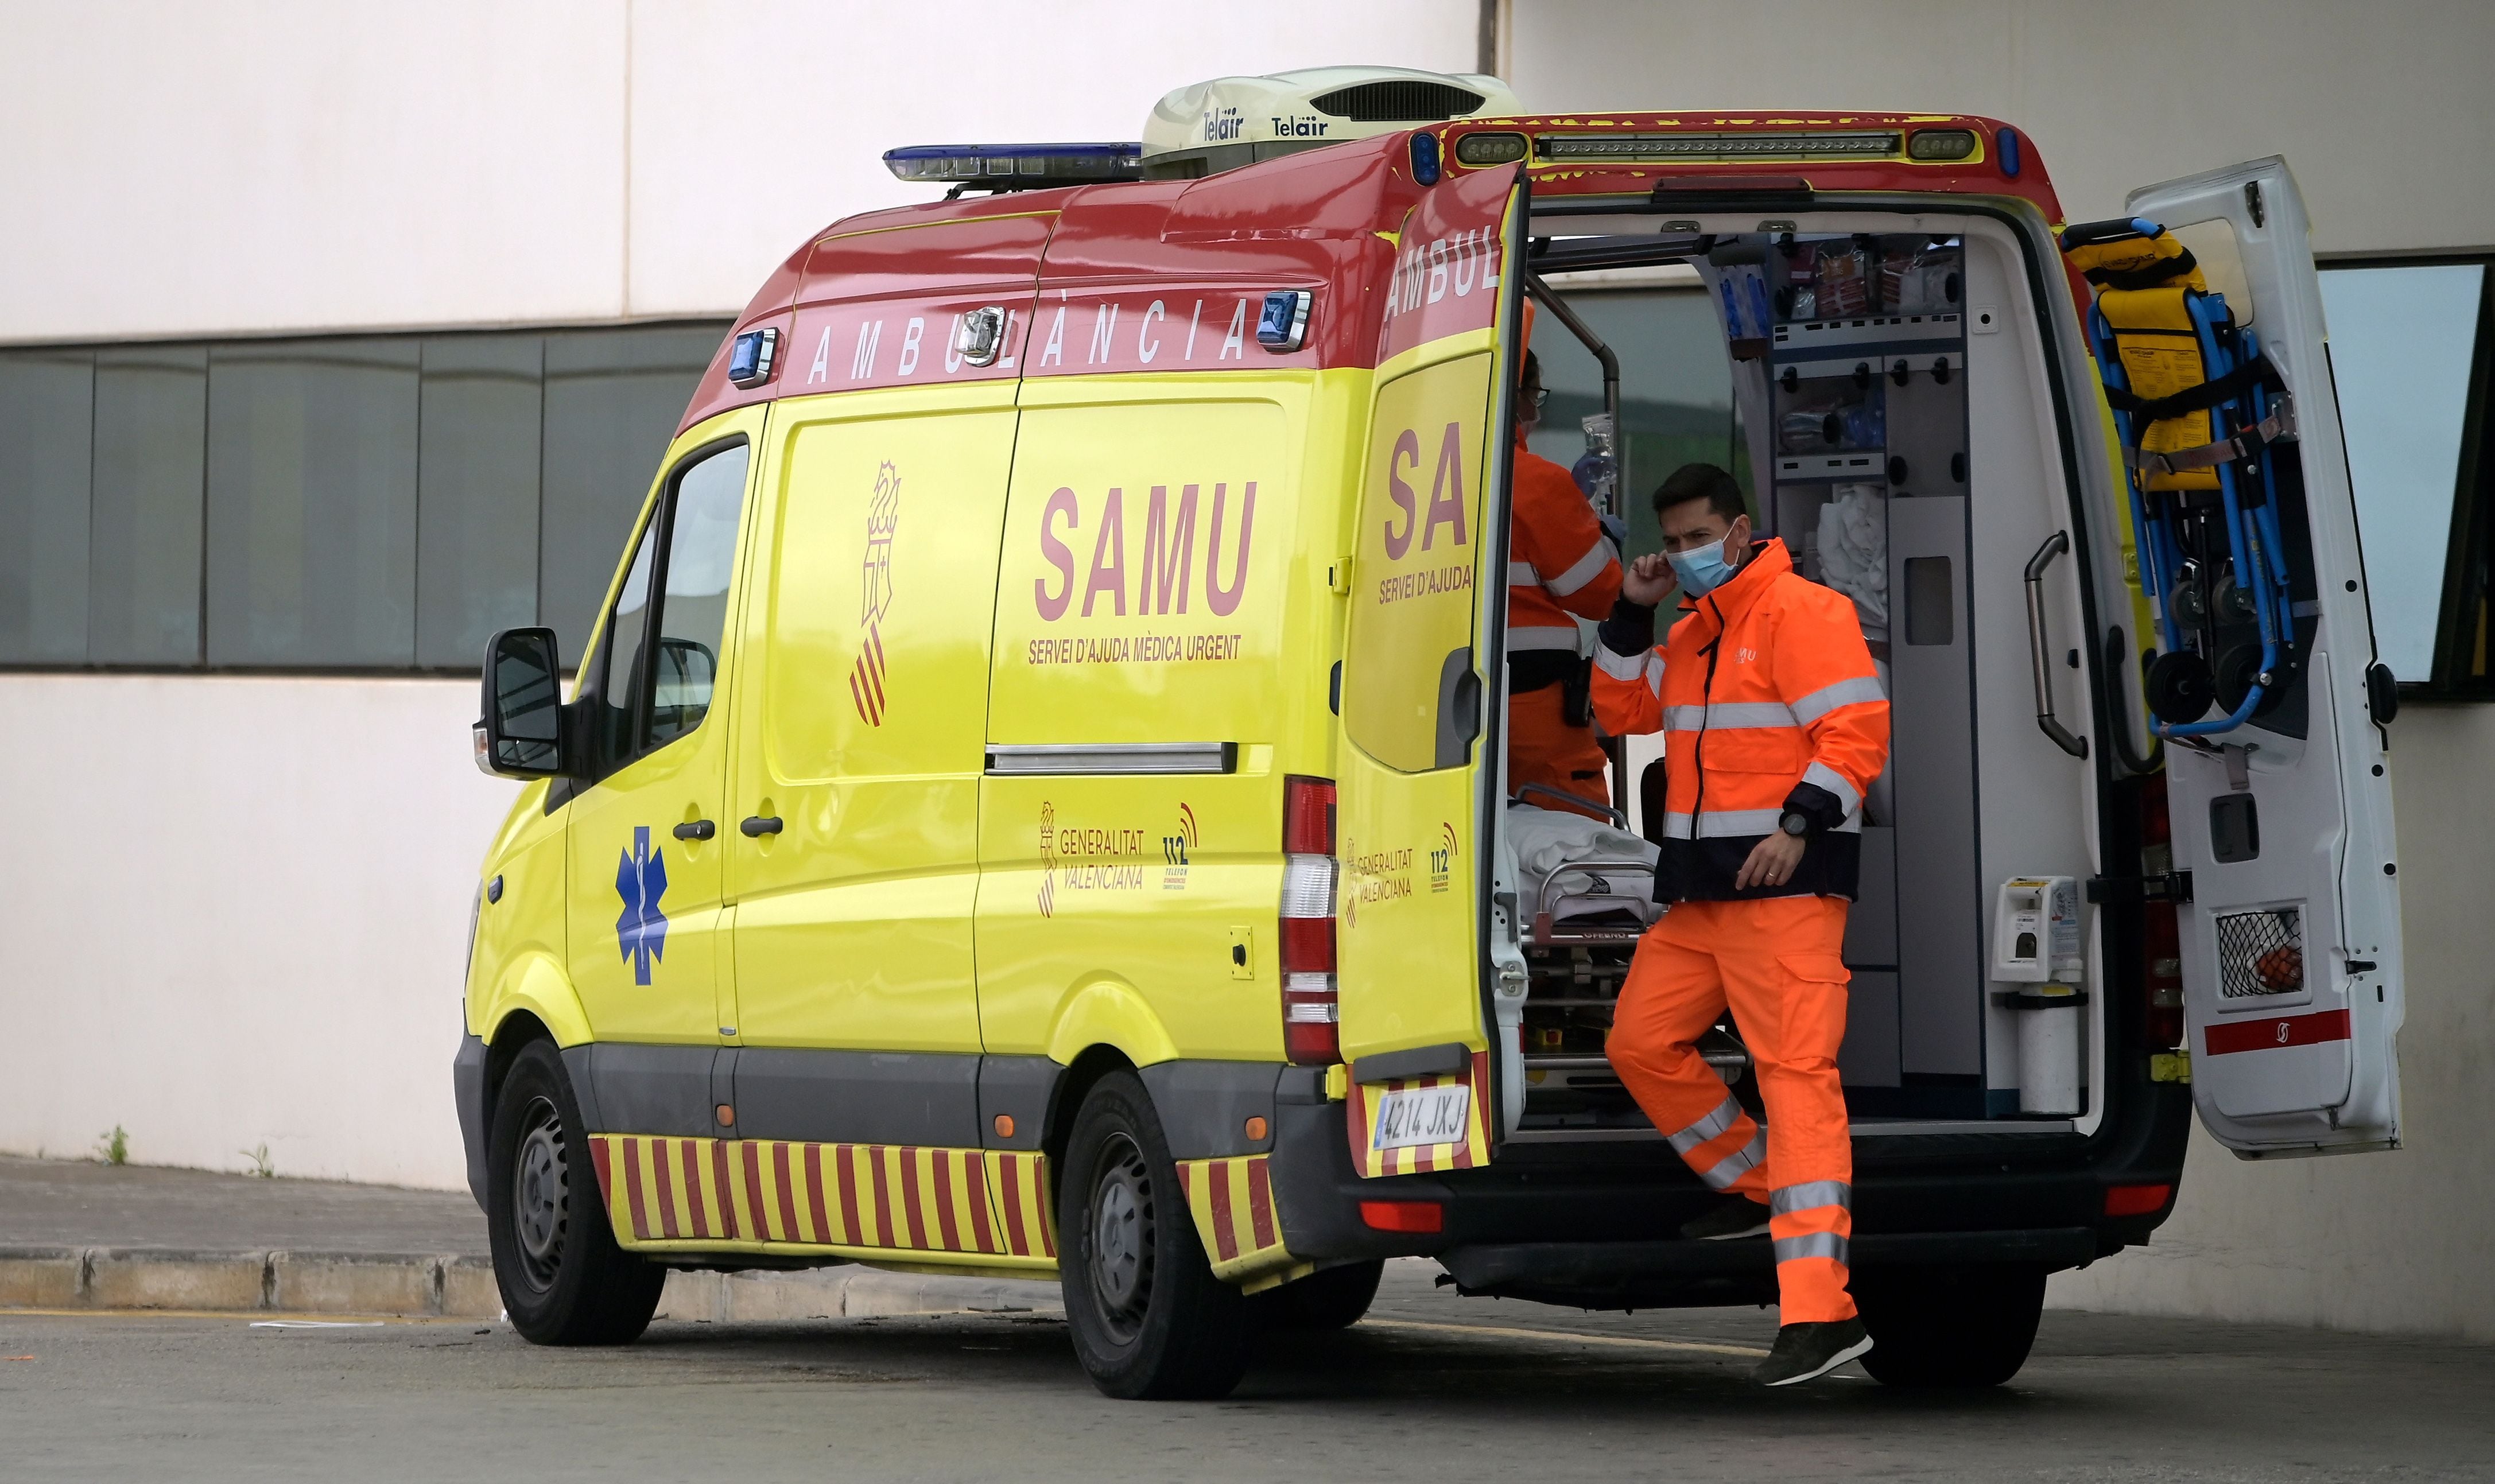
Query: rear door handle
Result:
<box><xmin>2024</xmin><ymin>530</ymin><xmax>2089</xmax><ymax>760</ymax></box>
<box><xmin>673</xmin><ymin>819</ymin><xmax>716</xmax><ymax>841</ymax></box>
<box><xmin>740</xmin><ymin>815</ymin><xmax>783</xmax><ymax>837</ymax></box>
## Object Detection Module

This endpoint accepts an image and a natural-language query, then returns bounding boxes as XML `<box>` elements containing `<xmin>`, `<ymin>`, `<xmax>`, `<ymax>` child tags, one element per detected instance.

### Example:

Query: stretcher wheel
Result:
<box><xmin>486</xmin><ymin>1039</ymin><xmax>666</xmax><ymax>1346</ymax></box>
<box><xmin>1058</xmin><ymin>1071</ymin><xmax>1252</xmax><ymax>1400</ymax></box>
<box><xmin>2167</xmin><ymin>576</ymin><xmax>2209</xmax><ymax>627</ymax></box>
<box><xmin>2213</xmin><ymin>643</ymin><xmax>2288</xmax><ymax>718</ymax></box>
<box><xmin>2145</xmin><ymin>650</ymin><xmax>2217</xmax><ymax>725</ymax></box>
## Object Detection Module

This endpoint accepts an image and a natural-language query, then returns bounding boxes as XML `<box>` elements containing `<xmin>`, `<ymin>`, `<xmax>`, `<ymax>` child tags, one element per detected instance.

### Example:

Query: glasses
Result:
<box><xmin>1524</xmin><ymin>386</ymin><xmax>1549</xmax><ymax>410</ymax></box>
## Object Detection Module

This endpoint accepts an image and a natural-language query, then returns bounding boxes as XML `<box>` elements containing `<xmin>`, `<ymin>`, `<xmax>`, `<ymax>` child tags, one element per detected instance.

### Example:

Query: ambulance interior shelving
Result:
<box><xmin>1505</xmin><ymin>221</ymin><xmax>2099</xmax><ymax>1136</ymax></box>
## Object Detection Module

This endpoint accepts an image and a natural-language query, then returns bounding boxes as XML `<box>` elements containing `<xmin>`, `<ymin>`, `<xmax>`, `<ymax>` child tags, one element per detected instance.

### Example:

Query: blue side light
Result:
<box><xmin>1410</xmin><ymin>132</ymin><xmax>1443</xmax><ymax>187</ymax></box>
<box><xmin>1256</xmin><ymin>290</ymin><xmax>1312</xmax><ymax>353</ymax></box>
<box><xmin>727</xmin><ymin>327</ymin><xmax>778</xmax><ymax>389</ymax></box>
<box><xmin>1996</xmin><ymin>127</ymin><xmax>2021</xmax><ymax>178</ymax></box>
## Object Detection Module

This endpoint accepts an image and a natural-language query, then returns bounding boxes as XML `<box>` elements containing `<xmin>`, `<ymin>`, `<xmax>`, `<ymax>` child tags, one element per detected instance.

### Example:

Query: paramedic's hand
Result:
<box><xmin>1622</xmin><ymin>553</ymin><xmax>1678</xmax><ymax>607</ymax></box>
<box><xmin>1736</xmin><ymin>831</ymin><xmax>1806</xmax><ymax>891</ymax></box>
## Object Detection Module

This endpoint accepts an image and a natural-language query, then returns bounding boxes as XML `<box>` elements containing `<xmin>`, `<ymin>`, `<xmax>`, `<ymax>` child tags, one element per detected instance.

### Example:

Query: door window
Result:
<box><xmin>587</xmin><ymin>439</ymin><xmax>751</xmax><ymax>774</ymax></box>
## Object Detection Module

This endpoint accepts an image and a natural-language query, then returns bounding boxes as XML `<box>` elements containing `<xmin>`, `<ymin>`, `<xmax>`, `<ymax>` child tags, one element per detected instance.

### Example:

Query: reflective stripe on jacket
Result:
<box><xmin>1590</xmin><ymin>538</ymin><xmax>1889</xmax><ymax>902</ymax></box>
<box><xmin>1507</xmin><ymin>440</ymin><xmax>1621</xmax><ymax>667</ymax></box>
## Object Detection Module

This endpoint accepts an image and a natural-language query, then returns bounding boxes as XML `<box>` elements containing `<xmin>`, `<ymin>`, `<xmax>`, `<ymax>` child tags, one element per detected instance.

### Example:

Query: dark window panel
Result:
<box><xmin>0</xmin><ymin>351</ymin><xmax>95</xmax><ymax>662</ymax></box>
<box><xmin>90</xmin><ymin>346</ymin><xmax>207</xmax><ymax>665</ymax></box>
<box><xmin>417</xmin><ymin>335</ymin><xmax>543</xmax><ymax>669</ymax></box>
<box><xmin>205</xmin><ymin>339</ymin><xmax>421</xmax><ymax>666</ymax></box>
<box><xmin>538</xmin><ymin>325</ymin><xmax>727</xmax><ymax>659</ymax></box>
<box><xmin>2317</xmin><ymin>263</ymin><xmax>2485</xmax><ymax>683</ymax></box>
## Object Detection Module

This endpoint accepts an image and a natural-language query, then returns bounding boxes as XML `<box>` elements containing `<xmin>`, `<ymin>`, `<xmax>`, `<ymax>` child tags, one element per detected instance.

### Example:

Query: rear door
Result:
<box><xmin>1334</xmin><ymin>165</ymin><xmax>1524</xmax><ymax>1172</ymax></box>
<box><xmin>2124</xmin><ymin>158</ymin><xmax>2404</xmax><ymax>1155</ymax></box>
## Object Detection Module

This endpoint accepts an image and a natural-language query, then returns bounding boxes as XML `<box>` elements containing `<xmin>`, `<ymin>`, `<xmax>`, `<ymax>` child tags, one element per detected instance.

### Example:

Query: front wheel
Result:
<box><xmin>1057</xmin><ymin>1071</ymin><xmax>1252</xmax><ymax>1399</ymax></box>
<box><xmin>1853</xmin><ymin>1264</ymin><xmax>2046</xmax><ymax>1387</ymax></box>
<box><xmin>486</xmin><ymin>1039</ymin><xmax>666</xmax><ymax>1345</ymax></box>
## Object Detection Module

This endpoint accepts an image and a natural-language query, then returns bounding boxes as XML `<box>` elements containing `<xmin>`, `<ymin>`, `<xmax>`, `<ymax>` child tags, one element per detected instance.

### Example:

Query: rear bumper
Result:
<box><xmin>1267</xmin><ymin>1077</ymin><xmax>2190</xmax><ymax>1306</ymax></box>
<box><xmin>1442</xmin><ymin>1229</ymin><xmax>2098</xmax><ymax>1309</ymax></box>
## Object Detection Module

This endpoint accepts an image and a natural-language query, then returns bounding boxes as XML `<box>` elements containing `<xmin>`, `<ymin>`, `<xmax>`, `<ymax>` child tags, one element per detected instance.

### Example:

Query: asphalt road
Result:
<box><xmin>6</xmin><ymin>1261</ymin><xmax>2490</xmax><ymax>1482</ymax></box>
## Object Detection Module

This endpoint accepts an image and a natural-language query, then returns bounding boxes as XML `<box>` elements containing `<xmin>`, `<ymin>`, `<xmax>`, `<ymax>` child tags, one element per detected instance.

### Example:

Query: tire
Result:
<box><xmin>1057</xmin><ymin>1070</ymin><xmax>1253</xmax><ymax>1399</ymax></box>
<box><xmin>1853</xmin><ymin>1264</ymin><xmax>2047</xmax><ymax>1388</ymax></box>
<box><xmin>1251</xmin><ymin>1260</ymin><xmax>1384</xmax><ymax>1332</ymax></box>
<box><xmin>486</xmin><ymin>1039</ymin><xmax>666</xmax><ymax>1346</ymax></box>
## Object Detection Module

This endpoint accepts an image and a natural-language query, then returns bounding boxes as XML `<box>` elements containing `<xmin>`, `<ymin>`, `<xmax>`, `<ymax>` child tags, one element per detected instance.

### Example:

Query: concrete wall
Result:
<box><xmin>1505</xmin><ymin>0</ymin><xmax>2495</xmax><ymax>257</ymax></box>
<box><xmin>0</xmin><ymin>675</ymin><xmax>509</xmax><ymax>1188</ymax></box>
<box><xmin>0</xmin><ymin>0</ymin><xmax>1476</xmax><ymax>344</ymax></box>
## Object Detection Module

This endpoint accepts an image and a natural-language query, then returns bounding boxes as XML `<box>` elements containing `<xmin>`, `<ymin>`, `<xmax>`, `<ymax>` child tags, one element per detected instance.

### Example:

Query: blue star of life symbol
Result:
<box><xmin>614</xmin><ymin>825</ymin><xmax>669</xmax><ymax>986</ymax></box>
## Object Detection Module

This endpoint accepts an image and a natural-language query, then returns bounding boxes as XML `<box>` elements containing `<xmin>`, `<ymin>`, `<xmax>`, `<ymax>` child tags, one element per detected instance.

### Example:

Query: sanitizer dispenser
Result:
<box><xmin>1993</xmin><ymin>877</ymin><xmax>2087</xmax><ymax>1115</ymax></box>
<box><xmin>1992</xmin><ymin>877</ymin><xmax>2078</xmax><ymax>982</ymax></box>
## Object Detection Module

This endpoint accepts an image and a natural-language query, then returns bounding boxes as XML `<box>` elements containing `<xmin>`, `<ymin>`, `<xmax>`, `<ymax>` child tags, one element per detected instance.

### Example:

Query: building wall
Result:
<box><xmin>1511</xmin><ymin>0</ymin><xmax>2495</xmax><ymax>1342</ymax></box>
<box><xmin>1505</xmin><ymin>0</ymin><xmax>2495</xmax><ymax>256</ymax></box>
<box><xmin>0</xmin><ymin>674</ymin><xmax>503</xmax><ymax>1188</ymax></box>
<box><xmin>0</xmin><ymin>1</ymin><xmax>1477</xmax><ymax>344</ymax></box>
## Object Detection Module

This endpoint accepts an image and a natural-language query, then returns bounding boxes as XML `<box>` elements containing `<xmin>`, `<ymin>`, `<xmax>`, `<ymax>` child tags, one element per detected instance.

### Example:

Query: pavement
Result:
<box><xmin>7</xmin><ymin>1154</ymin><xmax>2494</xmax><ymax>1481</ymax></box>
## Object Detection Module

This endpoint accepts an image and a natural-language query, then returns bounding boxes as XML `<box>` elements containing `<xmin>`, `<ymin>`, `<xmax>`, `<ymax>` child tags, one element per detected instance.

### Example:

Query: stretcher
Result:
<box><xmin>1507</xmin><ymin>788</ymin><xmax>1663</xmax><ymax>946</ymax></box>
<box><xmin>2061</xmin><ymin>217</ymin><xmax>2300</xmax><ymax>739</ymax></box>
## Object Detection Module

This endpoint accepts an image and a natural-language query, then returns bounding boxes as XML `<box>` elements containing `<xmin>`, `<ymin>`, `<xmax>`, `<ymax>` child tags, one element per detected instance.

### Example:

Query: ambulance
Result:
<box><xmin>455</xmin><ymin>66</ymin><xmax>2407</xmax><ymax>1398</ymax></box>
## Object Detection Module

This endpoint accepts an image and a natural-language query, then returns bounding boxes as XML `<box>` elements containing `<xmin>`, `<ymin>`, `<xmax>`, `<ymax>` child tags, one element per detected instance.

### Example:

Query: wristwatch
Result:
<box><xmin>1779</xmin><ymin>810</ymin><xmax>1810</xmax><ymax>838</ymax></box>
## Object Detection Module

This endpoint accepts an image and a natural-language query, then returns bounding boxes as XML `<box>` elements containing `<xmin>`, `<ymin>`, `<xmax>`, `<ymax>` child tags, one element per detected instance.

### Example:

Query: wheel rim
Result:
<box><xmin>1087</xmin><ymin>1132</ymin><xmax>1155</xmax><ymax>1345</ymax></box>
<box><xmin>511</xmin><ymin>1095</ymin><xmax>568</xmax><ymax>1293</ymax></box>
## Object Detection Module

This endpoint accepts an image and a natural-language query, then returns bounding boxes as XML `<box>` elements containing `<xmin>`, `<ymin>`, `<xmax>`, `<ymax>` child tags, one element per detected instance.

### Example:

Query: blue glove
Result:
<box><xmin>1570</xmin><ymin>450</ymin><xmax>1616</xmax><ymax>500</ymax></box>
<box><xmin>1598</xmin><ymin>512</ymin><xmax>1628</xmax><ymax>552</ymax></box>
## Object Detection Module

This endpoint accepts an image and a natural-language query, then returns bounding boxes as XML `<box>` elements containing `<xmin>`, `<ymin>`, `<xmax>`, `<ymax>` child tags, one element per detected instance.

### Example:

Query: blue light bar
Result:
<box><xmin>884</xmin><ymin>142</ymin><xmax>1143</xmax><ymax>189</ymax></box>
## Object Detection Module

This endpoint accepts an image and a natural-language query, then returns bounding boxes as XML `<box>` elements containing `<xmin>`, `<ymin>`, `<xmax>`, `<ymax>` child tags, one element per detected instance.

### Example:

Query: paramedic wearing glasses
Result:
<box><xmin>1505</xmin><ymin>350</ymin><xmax>1623</xmax><ymax>817</ymax></box>
<box><xmin>1590</xmin><ymin>463</ymin><xmax>1890</xmax><ymax>1386</ymax></box>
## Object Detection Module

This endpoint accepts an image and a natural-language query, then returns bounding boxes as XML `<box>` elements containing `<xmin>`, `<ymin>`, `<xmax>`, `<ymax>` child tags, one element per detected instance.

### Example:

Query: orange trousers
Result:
<box><xmin>1507</xmin><ymin>683</ymin><xmax>1609</xmax><ymax>816</ymax></box>
<box><xmin>1606</xmin><ymin>895</ymin><xmax>1857</xmax><ymax>1323</ymax></box>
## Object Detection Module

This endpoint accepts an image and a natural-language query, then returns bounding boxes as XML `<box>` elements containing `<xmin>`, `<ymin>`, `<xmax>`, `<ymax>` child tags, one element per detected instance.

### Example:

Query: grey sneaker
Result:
<box><xmin>1679</xmin><ymin>1194</ymin><xmax>1772</xmax><ymax>1241</ymax></box>
<box><xmin>1754</xmin><ymin>1318</ymin><xmax>1873</xmax><ymax>1386</ymax></box>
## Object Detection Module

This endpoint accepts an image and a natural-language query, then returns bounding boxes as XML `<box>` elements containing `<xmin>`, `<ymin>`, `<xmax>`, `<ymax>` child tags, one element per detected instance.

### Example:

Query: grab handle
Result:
<box><xmin>2024</xmin><ymin>531</ymin><xmax>2090</xmax><ymax>760</ymax></box>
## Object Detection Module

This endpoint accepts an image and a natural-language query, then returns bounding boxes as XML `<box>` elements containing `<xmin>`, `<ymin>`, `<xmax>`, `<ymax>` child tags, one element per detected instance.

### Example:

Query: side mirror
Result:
<box><xmin>475</xmin><ymin>627</ymin><xmax>568</xmax><ymax>778</ymax></box>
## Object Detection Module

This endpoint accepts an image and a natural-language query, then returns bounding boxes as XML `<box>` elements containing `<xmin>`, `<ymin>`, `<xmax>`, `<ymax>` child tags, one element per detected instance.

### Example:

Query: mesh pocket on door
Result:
<box><xmin>2214</xmin><ymin>906</ymin><xmax>2303</xmax><ymax>997</ymax></box>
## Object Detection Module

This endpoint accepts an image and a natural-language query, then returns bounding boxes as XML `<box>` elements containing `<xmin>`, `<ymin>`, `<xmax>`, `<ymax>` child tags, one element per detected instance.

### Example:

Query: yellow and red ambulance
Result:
<box><xmin>458</xmin><ymin>67</ymin><xmax>2405</xmax><ymax>1397</ymax></box>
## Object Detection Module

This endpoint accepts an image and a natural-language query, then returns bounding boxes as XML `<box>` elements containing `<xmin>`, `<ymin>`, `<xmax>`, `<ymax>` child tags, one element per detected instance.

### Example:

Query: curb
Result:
<box><xmin>0</xmin><ymin>1246</ymin><xmax>499</xmax><ymax>1318</ymax></box>
<box><xmin>0</xmin><ymin>1246</ymin><xmax>1061</xmax><ymax>1323</ymax></box>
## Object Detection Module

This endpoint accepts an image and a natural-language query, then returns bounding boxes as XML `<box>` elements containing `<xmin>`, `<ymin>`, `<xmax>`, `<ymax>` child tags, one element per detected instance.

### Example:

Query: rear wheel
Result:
<box><xmin>486</xmin><ymin>1039</ymin><xmax>665</xmax><ymax>1345</ymax></box>
<box><xmin>1057</xmin><ymin>1071</ymin><xmax>1252</xmax><ymax>1399</ymax></box>
<box><xmin>1852</xmin><ymin>1264</ymin><xmax>2047</xmax><ymax>1387</ymax></box>
<box><xmin>1252</xmin><ymin>1260</ymin><xmax>1384</xmax><ymax>1331</ymax></box>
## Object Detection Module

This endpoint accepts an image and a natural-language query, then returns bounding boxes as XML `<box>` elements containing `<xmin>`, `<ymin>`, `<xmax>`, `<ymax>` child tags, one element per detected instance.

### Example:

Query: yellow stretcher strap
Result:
<box><xmin>2065</xmin><ymin>227</ymin><xmax>2225</xmax><ymax>493</ymax></box>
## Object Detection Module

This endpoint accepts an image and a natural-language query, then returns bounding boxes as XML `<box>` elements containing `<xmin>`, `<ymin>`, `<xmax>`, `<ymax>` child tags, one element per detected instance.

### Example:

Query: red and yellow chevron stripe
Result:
<box><xmin>588</xmin><ymin>1135</ymin><xmax>1056</xmax><ymax>1266</ymax></box>
<box><xmin>1344</xmin><ymin>1050</ymin><xmax>1493</xmax><ymax>1178</ymax></box>
<box><xmin>1174</xmin><ymin>1153</ymin><xmax>1308</xmax><ymax>1292</ymax></box>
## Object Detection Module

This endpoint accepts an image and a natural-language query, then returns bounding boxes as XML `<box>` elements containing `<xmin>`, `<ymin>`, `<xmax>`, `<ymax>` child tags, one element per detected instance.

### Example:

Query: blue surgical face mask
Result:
<box><xmin>1667</xmin><ymin>533</ymin><xmax>1739</xmax><ymax>597</ymax></box>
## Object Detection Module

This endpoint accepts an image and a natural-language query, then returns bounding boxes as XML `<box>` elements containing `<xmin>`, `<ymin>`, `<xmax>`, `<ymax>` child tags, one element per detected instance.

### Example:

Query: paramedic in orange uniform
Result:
<box><xmin>1590</xmin><ymin>463</ymin><xmax>1890</xmax><ymax>1386</ymax></box>
<box><xmin>1506</xmin><ymin>350</ymin><xmax>1622</xmax><ymax>815</ymax></box>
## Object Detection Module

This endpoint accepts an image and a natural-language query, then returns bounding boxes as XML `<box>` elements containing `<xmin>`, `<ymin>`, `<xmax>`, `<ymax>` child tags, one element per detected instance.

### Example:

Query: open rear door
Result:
<box><xmin>1332</xmin><ymin>165</ymin><xmax>1526</xmax><ymax>1175</ymax></box>
<box><xmin>2124</xmin><ymin>158</ymin><xmax>2404</xmax><ymax>1156</ymax></box>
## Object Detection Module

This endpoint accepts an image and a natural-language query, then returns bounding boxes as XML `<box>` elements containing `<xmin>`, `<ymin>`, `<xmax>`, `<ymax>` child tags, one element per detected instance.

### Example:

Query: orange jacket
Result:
<box><xmin>1591</xmin><ymin>538</ymin><xmax>1888</xmax><ymax>901</ymax></box>
<box><xmin>1507</xmin><ymin>439</ymin><xmax>1621</xmax><ymax>664</ymax></box>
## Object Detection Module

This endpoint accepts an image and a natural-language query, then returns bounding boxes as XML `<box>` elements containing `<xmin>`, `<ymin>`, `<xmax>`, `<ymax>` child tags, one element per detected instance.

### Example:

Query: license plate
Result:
<box><xmin>1371</xmin><ymin>1082</ymin><xmax>1471</xmax><ymax>1151</ymax></box>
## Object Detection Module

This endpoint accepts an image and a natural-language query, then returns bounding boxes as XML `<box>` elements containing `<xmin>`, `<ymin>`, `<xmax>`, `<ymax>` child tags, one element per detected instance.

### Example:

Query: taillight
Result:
<box><xmin>2139</xmin><ymin>774</ymin><xmax>2185</xmax><ymax>1049</ymax></box>
<box><xmin>2104</xmin><ymin>1182</ymin><xmax>2172</xmax><ymax>1218</ymax></box>
<box><xmin>1360</xmin><ymin>1199</ymin><xmax>1444</xmax><ymax>1233</ymax></box>
<box><xmin>1281</xmin><ymin>775</ymin><xmax>1339</xmax><ymax>1066</ymax></box>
